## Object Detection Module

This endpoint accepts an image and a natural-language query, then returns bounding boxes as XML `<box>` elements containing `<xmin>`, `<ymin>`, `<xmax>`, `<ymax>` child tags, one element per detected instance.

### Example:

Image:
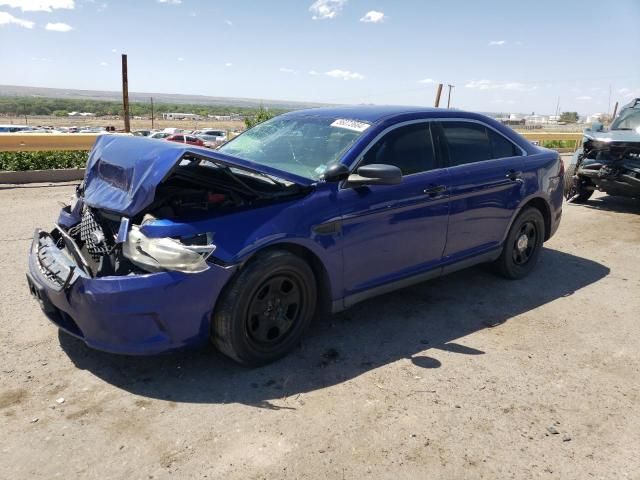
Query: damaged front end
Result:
<box><xmin>48</xmin><ymin>135</ymin><xmax>309</xmax><ymax>280</ymax></box>
<box><xmin>567</xmin><ymin>137</ymin><xmax>640</xmax><ymax>201</ymax></box>
<box><xmin>26</xmin><ymin>135</ymin><xmax>310</xmax><ymax>354</ymax></box>
<box><xmin>565</xmin><ymin>100</ymin><xmax>640</xmax><ymax>203</ymax></box>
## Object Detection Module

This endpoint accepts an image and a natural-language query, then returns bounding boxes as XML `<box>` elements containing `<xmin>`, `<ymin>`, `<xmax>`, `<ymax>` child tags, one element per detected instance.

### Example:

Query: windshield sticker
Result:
<box><xmin>330</xmin><ymin>119</ymin><xmax>371</xmax><ymax>133</ymax></box>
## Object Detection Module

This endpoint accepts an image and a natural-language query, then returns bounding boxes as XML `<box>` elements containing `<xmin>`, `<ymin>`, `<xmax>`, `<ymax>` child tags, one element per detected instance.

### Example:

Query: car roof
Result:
<box><xmin>282</xmin><ymin>105</ymin><xmax>446</xmax><ymax>123</ymax></box>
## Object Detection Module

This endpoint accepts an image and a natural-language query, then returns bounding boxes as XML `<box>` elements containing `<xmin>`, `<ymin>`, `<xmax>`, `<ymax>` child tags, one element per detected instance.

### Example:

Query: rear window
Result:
<box><xmin>440</xmin><ymin>121</ymin><xmax>520</xmax><ymax>166</ymax></box>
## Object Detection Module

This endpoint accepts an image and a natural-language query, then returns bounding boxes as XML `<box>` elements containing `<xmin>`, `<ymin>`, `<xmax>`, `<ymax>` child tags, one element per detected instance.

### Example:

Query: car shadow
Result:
<box><xmin>59</xmin><ymin>248</ymin><xmax>609</xmax><ymax>409</ymax></box>
<box><xmin>572</xmin><ymin>195</ymin><xmax>640</xmax><ymax>214</ymax></box>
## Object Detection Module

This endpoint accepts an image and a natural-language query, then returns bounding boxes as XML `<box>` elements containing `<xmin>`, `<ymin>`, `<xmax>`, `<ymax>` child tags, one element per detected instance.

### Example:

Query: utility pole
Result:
<box><xmin>446</xmin><ymin>84</ymin><xmax>455</xmax><ymax>108</ymax></box>
<box><xmin>121</xmin><ymin>54</ymin><xmax>130</xmax><ymax>133</ymax></box>
<box><xmin>150</xmin><ymin>97</ymin><xmax>155</xmax><ymax>129</ymax></box>
<box><xmin>23</xmin><ymin>102</ymin><xmax>28</xmax><ymax>125</ymax></box>
<box><xmin>434</xmin><ymin>83</ymin><xmax>443</xmax><ymax>108</ymax></box>
<box><xmin>611</xmin><ymin>101</ymin><xmax>619</xmax><ymax>121</ymax></box>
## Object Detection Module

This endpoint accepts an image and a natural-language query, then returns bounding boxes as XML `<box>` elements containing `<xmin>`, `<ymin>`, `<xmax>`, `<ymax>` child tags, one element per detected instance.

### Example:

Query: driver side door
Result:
<box><xmin>338</xmin><ymin>121</ymin><xmax>450</xmax><ymax>302</ymax></box>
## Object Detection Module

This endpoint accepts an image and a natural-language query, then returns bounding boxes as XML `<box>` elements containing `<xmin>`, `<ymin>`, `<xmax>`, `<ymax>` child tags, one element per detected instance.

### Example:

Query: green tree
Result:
<box><xmin>245</xmin><ymin>105</ymin><xmax>276</xmax><ymax>129</ymax></box>
<box><xmin>559</xmin><ymin>112</ymin><xmax>579</xmax><ymax>123</ymax></box>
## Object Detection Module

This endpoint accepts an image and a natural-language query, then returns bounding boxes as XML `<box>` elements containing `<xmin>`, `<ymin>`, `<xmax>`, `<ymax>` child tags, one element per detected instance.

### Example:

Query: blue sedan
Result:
<box><xmin>26</xmin><ymin>106</ymin><xmax>564</xmax><ymax>365</ymax></box>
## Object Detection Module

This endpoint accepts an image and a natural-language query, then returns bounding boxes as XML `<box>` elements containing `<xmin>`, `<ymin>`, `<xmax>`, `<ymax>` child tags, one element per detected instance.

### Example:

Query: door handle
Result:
<box><xmin>506</xmin><ymin>170</ymin><xmax>523</xmax><ymax>181</ymax></box>
<box><xmin>423</xmin><ymin>184</ymin><xmax>447</xmax><ymax>196</ymax></box>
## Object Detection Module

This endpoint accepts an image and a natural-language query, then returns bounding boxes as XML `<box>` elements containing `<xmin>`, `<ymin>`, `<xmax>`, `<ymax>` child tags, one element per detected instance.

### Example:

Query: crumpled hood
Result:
<box><xmin>83</xmin><ymin>135</ymin><xmax>313</xmax><ymax>217</ymax></box>
<box><xmin>584</xmin><ymin>129</ymin><xmax>640</xmax><ymax>144</ymax></box>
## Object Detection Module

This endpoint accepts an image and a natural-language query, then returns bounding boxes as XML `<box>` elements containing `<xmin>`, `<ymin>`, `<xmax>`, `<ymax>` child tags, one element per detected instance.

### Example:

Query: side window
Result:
<box><xmin>361</xmin><ymin>123</ymin><xmax>435</xmax><ymax>175</ymax></box>
<box><xmin>174</xmin><ymin>135</ymin><xmax>184</xmax><ymax>142</ymax></box>
<box><xmin>487</xmin><ymin>129</ymin><xmax>521</xmax><ymax>158</ymax></box>
<box><xmin>439</xmin><ymin>121</ymin><xmax>491</xmax><ymax>167</ymax></box>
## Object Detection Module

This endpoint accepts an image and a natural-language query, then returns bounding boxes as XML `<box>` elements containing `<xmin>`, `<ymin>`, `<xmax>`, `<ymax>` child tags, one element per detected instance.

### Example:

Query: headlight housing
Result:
<box><xmin>122</xmin><ymin>226</ymin><xmax>215</xmax><ymax>273</ymax></box>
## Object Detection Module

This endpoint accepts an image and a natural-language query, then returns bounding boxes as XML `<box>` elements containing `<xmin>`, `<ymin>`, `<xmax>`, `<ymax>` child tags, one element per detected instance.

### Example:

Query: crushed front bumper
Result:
<box><xmin>26</xmin><ymin>228</ymin><xmax>236</xmax><ymax>355</ymax></box>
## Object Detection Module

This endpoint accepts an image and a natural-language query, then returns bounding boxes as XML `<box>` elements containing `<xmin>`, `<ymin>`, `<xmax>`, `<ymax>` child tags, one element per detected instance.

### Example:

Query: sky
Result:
<box><xmin>1</xmin><ymin>0</ymin><xmax>639</xmax><ymax>115</ymax></box>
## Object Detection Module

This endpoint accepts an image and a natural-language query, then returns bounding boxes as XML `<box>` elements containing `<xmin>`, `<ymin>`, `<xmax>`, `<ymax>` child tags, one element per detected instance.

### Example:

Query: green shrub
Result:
<box><xmin>0</xmin><ymin>150</ymin><xmax>89</xmax><ymax>171</ymax></box>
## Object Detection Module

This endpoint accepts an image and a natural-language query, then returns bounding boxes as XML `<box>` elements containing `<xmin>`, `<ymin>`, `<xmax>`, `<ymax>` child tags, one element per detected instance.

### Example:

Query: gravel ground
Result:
<box><xmin>1</xmin><ymin>176</ymin><xmax>639</xmax><ymax>479</ymax></box>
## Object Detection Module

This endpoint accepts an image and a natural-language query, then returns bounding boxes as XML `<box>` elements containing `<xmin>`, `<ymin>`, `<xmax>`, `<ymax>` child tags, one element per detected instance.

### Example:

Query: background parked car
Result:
<box><xmin>196</xmin><ymin>134</ymin><xmax>225</xmax><ymax>149</ymax></box>
<box><xmin>193</xmin><ymin>129</ymin><xmax>227</xmax><ymax>142</ymax></box>
<box><xmin>165</xmin><ymin>133</ymin><xmax>205</xmax><ymax>146</ymax></box>
<box><xmin>148</xmin><ymin>131</ymin><xmax>172</xmax><ymax>140</ymax></box>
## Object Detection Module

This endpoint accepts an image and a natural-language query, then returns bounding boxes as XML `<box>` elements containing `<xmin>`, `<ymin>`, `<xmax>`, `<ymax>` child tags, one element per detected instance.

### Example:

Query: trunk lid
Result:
<box><xmin>82</xmin><ymin>135</ymin><xmax>314</xmax><ymax>217</ymax></box>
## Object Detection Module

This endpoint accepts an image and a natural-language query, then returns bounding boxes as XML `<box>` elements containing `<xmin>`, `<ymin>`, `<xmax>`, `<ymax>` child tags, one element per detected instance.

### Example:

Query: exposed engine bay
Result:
<box><xmin>53</xmin><ymin>155</ymin><xmax>306</xmax><ymax>279</ymax></box>
<box><xmin>566</xmin><ymin>139</ymin><xmax>640</xmax><ymax>202</ymax></box>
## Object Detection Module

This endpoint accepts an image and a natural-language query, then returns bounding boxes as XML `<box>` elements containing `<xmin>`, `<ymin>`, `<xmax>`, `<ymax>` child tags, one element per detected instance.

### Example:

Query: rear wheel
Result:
<box><xmin>564</xmin><ymin>164</ymin><xmax>594</xmax><ymax>203</ymax></box>
<box><xmin>494</xmin><ymin>207</ymin><xmax>545</xmax><ymax>280</ymax></box>
<box><xmin>212</xmin><ymin>250</ymin><xmax>316</xmax><ymax>366</ymax></box>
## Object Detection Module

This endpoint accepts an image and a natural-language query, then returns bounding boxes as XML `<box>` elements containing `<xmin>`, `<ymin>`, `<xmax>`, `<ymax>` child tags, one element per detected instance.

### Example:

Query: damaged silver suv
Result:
<box><xmin>565</xmin><ymin>98</ymin><xmax>640</xmax><ymax>202</ymax></box>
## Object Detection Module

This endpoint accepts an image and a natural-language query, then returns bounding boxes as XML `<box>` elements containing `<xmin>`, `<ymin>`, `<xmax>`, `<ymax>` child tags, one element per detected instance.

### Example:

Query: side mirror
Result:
<box><xmin>323</xmin><ymin>163</ymin><xmax>350</xmax><ymax>182</ymax></box>
<box><xmin>591</xmin><ymin>121</ymin><xmax>604</xmax><ymax>132</ymax></box>
<box><xmin>347</xmin><ymin>163</ymin><xmax>402</xmax><ymax>186</ymax></box>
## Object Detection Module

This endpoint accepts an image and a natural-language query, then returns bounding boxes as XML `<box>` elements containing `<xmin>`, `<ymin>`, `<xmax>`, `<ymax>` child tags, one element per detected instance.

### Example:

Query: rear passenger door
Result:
<box><xmin>435</xmin><ymin>120</ymin><xmax>525</xmax><ymax>260</ymax></box>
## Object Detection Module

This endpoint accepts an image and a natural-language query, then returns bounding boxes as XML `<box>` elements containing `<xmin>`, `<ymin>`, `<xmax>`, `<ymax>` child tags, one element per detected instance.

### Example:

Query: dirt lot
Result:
<box><xmin>1</xmin><ymin>179</ymin><xmax>639</xmax><ymax>479</ymax></box>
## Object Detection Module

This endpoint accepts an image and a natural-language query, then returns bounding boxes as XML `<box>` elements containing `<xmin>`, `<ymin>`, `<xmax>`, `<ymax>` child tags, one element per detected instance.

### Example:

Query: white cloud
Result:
<box><xmin>0</xmin><ymin>0</ymin><xmax>73</xmax><ymax>12</ymax></box>
<box><xmin>0</xmin><ymin>10</ymin><xmax>34</xmax><ymax>27</ymax></box>
<box><xmin>325</xmin><ymin>69</ymin><xmax>364</xmax><ymax>80</ymax></box>
<box><xmin>279</xmin><ymin>67</ymin><xmax>296</xmax><ymax>74</ymax></box>
<box><xmin>45</xmin><ymin>21</ymin><xmax>72</xmax><ymax>31</ymax></box>
<box><xmin>309</xmin><ymin>0</ymin><xmax>346</xmax><ymax>20</ymax></box>
<box><xmin>488</xmin><ymin>40</ymin><xmax>506</xmax><ymax>46</ymax></box>
<box><xmin>157</xmin><ymin>0</ymin><xmax>181</xmax><ymax>4</ymax></box>
<box><xmin>360</xmin><ymin>10</ymin><xmax>384</xmax><ymax>23</ymax></box>
<box><xmin>576</xmin><ymin>95</ymin><xmax>592</xmax><ymax>101</ymax></box>
<box><xmin>225</xmin><ymin>62</ymin><xmax>232</xmax><ymax>67</ymax></box>
<box><xmin>99</xmin><ymin>61</ymin><xmax>108</xmax><ymax>66</ymax></box>
<box><xmin>514</xmin><ymin>40</ymin><xmax>523</xmax><ymax>45</ymax></box>
<box><xmin>224</xmin><ymin>18</ymin><xmax>232</xmax><ymax>26</ymax></box>
<box><xmin>177</xmin><ymin>57</ymin><xmax>184</xmax><ymax>62</ymax></box>
<box><xmin>464</xmin><ymin>79</ymin><xmax>535</xmax><ymax>92</ymax></box>
<box><xmin>418</xmin><ymin>78</ymin><xmax>435</xmax><ymax>84</ymax></box>
<box><xmin>111</xmin><ymin>48</ymin><xmax>116</xmax><ymax>53</ymax></box>
<box><xmin>308</xmin><ymin>70</ymin><xmax>319</xmax><ymax>75</ymax></box>
<box><xmin>618</xmin><ymin>88</ymin><xmax>630</xmax><ymax>94</ymax></box>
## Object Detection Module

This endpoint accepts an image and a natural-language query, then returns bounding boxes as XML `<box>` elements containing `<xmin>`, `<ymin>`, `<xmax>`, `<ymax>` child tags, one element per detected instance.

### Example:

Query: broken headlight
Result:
<box><xmin>122</xmin><ymin>226</ymin><xmax>215</xmax><ymax>273</ymax></box>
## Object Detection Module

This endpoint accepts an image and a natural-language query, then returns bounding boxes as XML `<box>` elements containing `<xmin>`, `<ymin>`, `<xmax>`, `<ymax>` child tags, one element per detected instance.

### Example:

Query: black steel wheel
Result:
<box><xmin>212</xmin><ymin>250</ymin><xmax>316</xmax><ymax>366</ymax></box>
<box><xmin>494</xmin><ymin>207</ymin><xmax>545</xmax><ymax>280</ymax></box>
<box><xmin>512</xmin><ymin>220</ymin><xmax>537</xmax><ymax>266</ymax></box>
<box><xmin>246</xmin><ymin>273</ymin><xmax>305</xmax><ymax>348</ymax></box>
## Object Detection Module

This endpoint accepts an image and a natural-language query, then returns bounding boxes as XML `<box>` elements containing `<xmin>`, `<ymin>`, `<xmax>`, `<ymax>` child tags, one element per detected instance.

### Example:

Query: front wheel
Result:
<box><xmin>564</xmin><ymin>164</ymin><xmax>594</xmax><ymax>203</ymax></box>
<box><xmin>212</xmin><ymin>250</ymin><xmax>317</xmax><ymax>366</ymax></box>
<box><xmin>494</xmin><ymin>207</ymin><xmax>545</xmax><ymax>280</ymax></box>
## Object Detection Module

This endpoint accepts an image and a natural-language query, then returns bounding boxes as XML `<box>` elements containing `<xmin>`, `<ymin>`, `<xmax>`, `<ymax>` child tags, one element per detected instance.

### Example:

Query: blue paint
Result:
<box><xmin>27</xmin><ymin>106</ymin><xmax>563</xmax><ymax>355</ymax></box>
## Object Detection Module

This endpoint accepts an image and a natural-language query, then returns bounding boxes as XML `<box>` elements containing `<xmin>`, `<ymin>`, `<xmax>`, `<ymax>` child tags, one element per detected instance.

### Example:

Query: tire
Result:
<box><xmin>494</xmin><ymin>207</ymin><xmax>545</xmax><ymax>280</ymax></box>
<box><xmin>212</xmin><ymin>249</ymin><xmax>317</xmax><ymax>366</ymax></box>
<box><xmin>564</xmin><ymin>164</ymin><xmax>594</xmax><ymax>203</ymax></box>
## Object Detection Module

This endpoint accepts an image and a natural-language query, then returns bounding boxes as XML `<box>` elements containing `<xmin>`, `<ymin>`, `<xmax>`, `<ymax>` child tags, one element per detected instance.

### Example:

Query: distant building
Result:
<box><xmin>586</xmin><ymin>113</ymin><xmax>611</xmax><ymax>124</ymax></box>
<box><xmin>207</xmin><ymin>113</ymin><xmax>244</xmax><ymax>121</ymax></box>
<box><xmin>162</xmin><ymin>113</ymin><xmax>202</xmax><ymax>121</ymax></box>
<box><xmin>68</xmin><ymin>111</ymin><xmax>95</xmax><ymax>117</ymax></box>
<box><xmin>525</xmin><ymin>114</ymin><xmax>549</xmax><ymax>125</ymax></box>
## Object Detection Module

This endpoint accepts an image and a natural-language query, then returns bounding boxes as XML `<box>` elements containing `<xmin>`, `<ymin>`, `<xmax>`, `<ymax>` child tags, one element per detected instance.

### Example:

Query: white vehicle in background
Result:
<box><xmin>193</xmin><ymin>129</ymin><xmax>228</xmax><ymax>148</ymax></box>
<box><xmin>0</xmin><ymin>124</ymin><xmax>31</xmax><ymax>133</ymax></box>
<box><xmin>193</xmin><ymin>129</ymin><xmax>227</xmax><ymax>142</ymax></box>
<box><xmin>148</xmin><ymin>131</ymin><xmax>172</xmax><ymax>140</ymax></box>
